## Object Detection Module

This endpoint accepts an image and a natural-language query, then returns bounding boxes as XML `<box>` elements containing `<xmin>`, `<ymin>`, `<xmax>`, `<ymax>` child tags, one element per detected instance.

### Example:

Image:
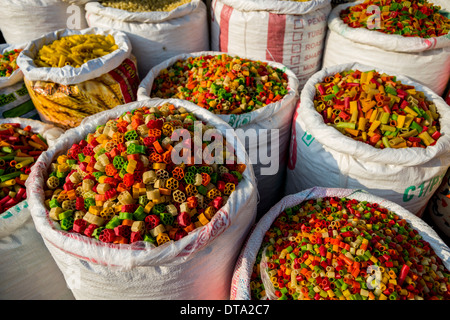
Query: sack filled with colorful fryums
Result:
<box><xmin>26</xmin><ymin>98</ymin><xmax>257</xmax><ymax>299</ymax></box>
<box><xmin>286</xmin><ymin>62</ymin><xmax>450</xmax><ymax>217</ymax></box>
<box><xmin>0</xmin><ymin>118</ymin><xmax>72</xmax><ymax>300</ymax></box>
<box><xmin>322</xmin><ymin>0</ymin><xmax>450</xmax><ymax>95</ymax></box>
<box><xmin>17</xmin><ymin>27</ymin><xmax>140</xmax><ymax>129</ymax></box>
<box><xmin>231</xmin><ymin>187</ymin><xmax>450</xmax><ymax>300</ymax></box>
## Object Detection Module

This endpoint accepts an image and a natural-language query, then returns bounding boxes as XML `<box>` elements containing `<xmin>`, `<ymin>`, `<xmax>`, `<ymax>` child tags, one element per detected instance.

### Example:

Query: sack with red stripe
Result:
<box><xmin>17</xmin><ymin>28</ymin><xmax>140</xmax><ymax>129</ymax></box>
<box><xmin>210</xmin><ymin>0</ymin><xmax>332</xmax><ymax>89</ymax></box>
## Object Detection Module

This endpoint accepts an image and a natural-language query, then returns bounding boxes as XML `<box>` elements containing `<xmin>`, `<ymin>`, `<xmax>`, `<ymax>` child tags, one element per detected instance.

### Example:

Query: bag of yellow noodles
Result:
<box><xmin>17</xmin><ymin>27</ymin><xmax>140</xmax><ymax>129</ymax></box>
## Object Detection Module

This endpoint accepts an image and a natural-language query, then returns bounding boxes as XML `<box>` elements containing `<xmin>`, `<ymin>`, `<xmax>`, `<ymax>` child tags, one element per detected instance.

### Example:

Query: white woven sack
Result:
<box><xmin>85</xmin><ymin>0</ymin><xmax>209</xmax><ymax>81</ymax></box>
<box><xmin>286</xmin><ymin>62</ymin><xmax>450</xmax><ymax>217</ymax></box>
<box><xmin>230</xmin><ymin>186</ymin><xmax>450</xmax><ymax>300</ymax></box>
<box><xmin>16</xmin><ymin>27</ymin><xmax>132</xmax><ymax>86</ymax></box>
<box><xmin>138</xmin><ymin>51</ymin><xmax>300</xmax><ymax>218</ymax></box>
<box><xmin>0</xmin><ymin>118</ymin><xmax>71</xmax><ymax>300</ymax></box>
<box><xmin>0</xmin><ymin>0</ymin><xmax>89</xmax><ymax>45</ymax></box>
<box><xmin>322</xmin><ymin>0</ymin><xmax>450</xmax><ymax>96</ymax></box>
<box><xmin>210</xmin><ymin>0</ymin><xmax>331</xmax><ymax>89</ymax></box>
<box><xmin>25</xmin><ymin>98</ymin><xmax>257</xmax><ymax>300</ymax></box>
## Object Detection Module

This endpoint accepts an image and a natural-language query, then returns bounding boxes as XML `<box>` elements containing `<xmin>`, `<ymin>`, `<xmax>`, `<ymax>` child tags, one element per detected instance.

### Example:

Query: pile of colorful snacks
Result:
<box><xmin>250</xmin><ymin>197</ymin><xmax>450</xmax><ymax>300</ymax></box>
<box><xmin>0</xmin><ymin>122</ymin><xmax>48</xmax><ymax>213</ymax></box>
<box><xmin>314</xmin><ymin>69</ymin><xmax>441</xmax><ymax>149</ymax></box>
<box><xmin>43</xmin><ymin>104</ymin><xmax>245</xmax><ymax>246</ymax></box>
<box><xmin>340</xmin><ymin>0</ymin><xmax>450</xmax><ymax>38</ymax></box>
<box><xmin>151</xmin><ymin>54</ymin><xmax>289</xmax><ymax>115</ymax></box>
<box><xmin>0</xmin><ymin>49</ymin><xmax>22</xmax><ymax>77</ymax></box>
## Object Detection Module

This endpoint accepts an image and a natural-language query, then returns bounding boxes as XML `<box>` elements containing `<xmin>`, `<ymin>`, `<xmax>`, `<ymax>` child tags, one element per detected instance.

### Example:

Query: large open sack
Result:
<box><xmin>427</xmin><ymin>168</ymin><xmax>450</xmax><ymax>238</ymax></box>
<box><xmin>230</xmin><ymin>187</ymin><xmax>450</xmax><ymax>300</ymax></box>
<box><xmin>25</xmin><ymin>98</ymin><xmax>257</xmax><ymax>299</ymax></box>
<box><xmin>286</xmin><ymin>62</ymin><xmax>450</xmax><ymax>217</ymax></box>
